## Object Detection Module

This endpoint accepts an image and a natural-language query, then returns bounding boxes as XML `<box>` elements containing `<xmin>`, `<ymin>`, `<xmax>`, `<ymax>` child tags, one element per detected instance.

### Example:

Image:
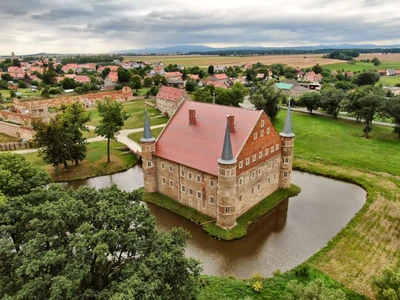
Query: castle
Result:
<box><xmin>141</xmin><ymin>101</ymin><xmax>295</xmax><ymax>229</ymax></box>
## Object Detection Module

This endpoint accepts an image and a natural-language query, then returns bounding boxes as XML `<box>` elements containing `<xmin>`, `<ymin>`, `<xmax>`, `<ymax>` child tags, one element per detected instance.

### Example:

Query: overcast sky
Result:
<box><xmin>1</xmin><ymin>0</ymin><xmax>400</xmax><ymax>55</ymax></box>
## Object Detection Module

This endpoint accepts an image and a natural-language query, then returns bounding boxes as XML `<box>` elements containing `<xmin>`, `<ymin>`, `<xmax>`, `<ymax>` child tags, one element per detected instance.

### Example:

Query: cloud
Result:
<box><xmin>1</xmin><ymin>0</ymin><xmax>400</xmax><ymax>54</ymax></box>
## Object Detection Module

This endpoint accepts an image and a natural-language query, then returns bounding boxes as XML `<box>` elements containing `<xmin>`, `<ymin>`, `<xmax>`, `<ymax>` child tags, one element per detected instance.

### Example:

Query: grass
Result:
<box><xmin>379</xmin><ymin>75</ymin><xmax>400</xmax><ymax>86</ymax></box>
<box><xmin>0</xmin><ymin>88</ymin><xmax>41</xmax><ymax>98</ymax></box>
<box><xmin>0</xmin><ymin>132</ymin><xmax>20</xmax><ymax>143</ymax></box>
<box><xmin>23</xmin><ymin>140</ymin><xmax>137</xmax><ymax>182</ymax></box>
<box><xmin>143</xmin><ymin>184</ymin><xmax>300</xmax><ymax>241</ymax></box>
<box><xmin>128</xmin><ymin>126</ymin><xmax>164</xmax><ymax>142</ymax></box>
<box><xmin>324</xmin><ymin>61</ymin><xmax>400</xmax><ymax>72</ymax></box>
<box><xmin>86</xmin><ymin>100</ymin><xmax>169</xmax><ymax>129</ymax></box>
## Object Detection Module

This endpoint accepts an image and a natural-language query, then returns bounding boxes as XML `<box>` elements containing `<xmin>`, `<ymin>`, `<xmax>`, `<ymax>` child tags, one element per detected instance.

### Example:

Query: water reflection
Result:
<box><xmin>61</xmin><ymin>165</ymin><xmax>366</xmax><ymax>278</ymax></box>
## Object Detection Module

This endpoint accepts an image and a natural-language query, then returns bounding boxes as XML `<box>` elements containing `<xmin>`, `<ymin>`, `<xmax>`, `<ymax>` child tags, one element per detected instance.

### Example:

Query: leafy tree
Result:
<box><xmin>353</xmin><ymin>71</ymin><xmax>380</xmax><ymax>86</ymax></box>
<box><xmin>60</xmin><ymin>77</ymin><xmax>78</xmax><ymax>89</ymax></box>
<box><xmin>312</xmin><ymin>64</ymin><xmax>323</xmax><ymax>74</ymax></box>
<box><xmin>185</xmin><ymin>80</ymin><xmax>197</xmax><ymax>92</ymax></box>
<box><xmin>320</xmin><ymin>87</ymin><xmax>346</xmax><ymax>119</ymax></box>
<box><xmin>12</xmin><ymin>58</ymin><xmax>21</xmax><ymax>67</ymax></box>
<box><xmin>9</xmin><ymin>90</ymin><xmax>17</xmax><ymax>99</ymax></box>
<box><xmin>67</xmin><ymin>68</ymin><xmax>75</xmax><ymax>74</ymax></box>
<box><xmin>0</xmin><ymin>153</ymin><xmax>50</xmax><ymax>197</ymax></box>
<box><xmin>358</xmin><ymin>94</ymin><xmax>384</xmax><ymax>138</ymax></box>
<box><xmin>30</xmin><ymin>80</ymin><xmax>39</xmax><ymax>86</ymax></box>
<box><xmin>130</xmin><ymin>75</ymin><xmax>142</xmax><ymax>92</ymax></box>
<box><xmin>95</xmin><ymin>97</ymin><xmax>129</xmax><ymax>163</ymax></box>
<box><xmin>149</xmin><ymin>85</ymin><xmax>159</xmax><ymax>96</ymax></box>
<box><xmin>1</xmin><ymin>73</ymin><xmax>12</xmax><ymax>82</ymax></box>
<box><xmin>0</xmin><ymin>184</ymin><xmax>201</xmax><ymax>299</ymax></box>
<box><xmin>17</xmin><ymin>80</ymin><xmax>27</xmax><ymax>88</ymax></box>
<box><xmin>0</xmin><ymin>80</ymin><xmax>7</xmax><ymax>90</ymax></box>
<box><xmin>371</xmin><ymin>57</ymin><xmax>381</xmax><ymax>66</ymax></box>
<box><xmin>117</xmin><ymin>67</ymin><xmax>130</xmax><ymax>83</ymax></box>
<box><xmin>373</xmin><ymin>262</ymin><xmax>400</xmax><ymax>300</ymax></box>
<box><xmin>55</xmin><ymin>64</ymin><xmax>63</xmax><ymax>73</ymax></box>
<box><xmin>284</xmin><ymin>66</ymin><xmax>298</xmax><ymax>79</ymax></box>
<box><xmin>383</xmin><ymin>96</ymin><xmax>400</xmax><ymax>138</ymax></box>
<box><xmin>61</xmin><ymin>101</ymin><xmax>91</xmax><ymax>165</ymax></box>
<box><xmin>346</xmin><ymin>85</ymin><xmax>385</xmax><ymax>122</ymax></box>
<box><xmin>199</xmin><ymin>70</ymin><xmax>205</xmax><ymax>79</ymax></box>
<box><xmin>286</xmin><ymin>279</ymin><xmax>346</xmax><ymax>300</ymax></box>
<box><xmin>101</xmin><ymin>67</ymin><xmax>111</xmax><ymax>79</ymax></box>
<box><xmin>143</xmin><ymin>77</ymin><xmax>152</xmax><ymax>87</ymax></box>
<box><xmin>250</xmin><ymin>81</ymin><xmax>286</xmax><ymax>121</ymax></box>
<box><xmin>299</xmin><ymin>92</ymin><xmax>322</xmax><ymax>113</ymax></box>
<box><xmin>208</xmin><ymin>65</ymin><xmax>214</xmax><ymax>75</ymax></box>
<box><xmin>42</xmin><ymin>68</ymin><xmax>57</xmax><ymax>85</ymax></box>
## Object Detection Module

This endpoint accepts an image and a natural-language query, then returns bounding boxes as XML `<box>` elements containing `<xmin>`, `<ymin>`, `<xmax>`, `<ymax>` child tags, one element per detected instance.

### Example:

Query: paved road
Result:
<box><xmin>9</xmin><ymin>124</ymin><xmax>167</xmax><ymax>155</ymax></box>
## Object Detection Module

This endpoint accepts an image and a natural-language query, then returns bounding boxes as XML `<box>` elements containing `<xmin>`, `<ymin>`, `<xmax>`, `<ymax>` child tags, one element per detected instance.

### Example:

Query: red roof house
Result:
<box><xmin>156</xmin><ymin>86</ymin><xmax>189</xmax><ymax>117</ymax></box>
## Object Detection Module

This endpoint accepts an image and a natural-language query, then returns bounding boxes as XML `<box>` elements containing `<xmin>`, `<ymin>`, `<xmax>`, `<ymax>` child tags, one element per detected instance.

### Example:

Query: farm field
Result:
<box><xmin>122</xmin><ymin>54</ymin><xmax>343</xmax><ymax>68</ymax></box>
<box><xmin>379</xmin><ymin>75</ymin><xmax>400</xmax><ymax>86</ymax></box>
<box><xmin>324</xmin><ymin>60</ymin><xmax>400</xmax><ymax>72</ymax></box>
<box><xmin>0</xmin><ymin>88</ymin><xmax>41</xmax><ymax>99</ymax></box>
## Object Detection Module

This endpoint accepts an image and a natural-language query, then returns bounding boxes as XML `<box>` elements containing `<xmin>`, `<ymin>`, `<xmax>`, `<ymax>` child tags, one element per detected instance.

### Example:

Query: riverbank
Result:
<box><xmin>143</xmin><ymin>184</ymin><xmax>300</xmax><ymax>241</ymax></box>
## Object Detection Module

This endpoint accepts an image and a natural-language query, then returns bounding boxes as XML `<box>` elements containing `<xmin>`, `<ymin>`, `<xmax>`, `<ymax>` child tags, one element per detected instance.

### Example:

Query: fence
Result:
<box><xmin>0</xmin><ymin>141</ymin><xmax>33</xmax><ymax>151</ymax></box>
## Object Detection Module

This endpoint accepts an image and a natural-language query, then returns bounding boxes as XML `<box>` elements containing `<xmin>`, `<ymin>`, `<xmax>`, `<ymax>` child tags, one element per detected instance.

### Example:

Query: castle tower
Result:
<box><xmin>141</xmin><ymin>110</ymin><xmax>157</xmax><ymax>192</ymax></box>
<box><xmin>217</xmin><ymin>116</ymin><xmax>237</xmax><ymax>229</ymax></box>
<box><xmin>279</xmin><ymin>101</ymin><xmax>295</xmax><ymax>189</ymax></box>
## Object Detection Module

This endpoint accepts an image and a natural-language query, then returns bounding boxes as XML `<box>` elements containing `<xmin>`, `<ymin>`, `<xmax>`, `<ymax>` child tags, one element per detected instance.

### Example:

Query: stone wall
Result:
<box><xmin>0</xmin><ymin>121</ymin><xmax>34</xmax><ymax>140</ymax></box>
<box><xmin>0</xmin><ymin>110</ymin><xmax>33</xmax><ymax>126</ymax></box>
<box><xmin>13</xmin><ymin>86</ymin><xmax>134</xmax><ymax>113</ymax></box>
<box><xmin>0</xmin><ymin>141</ymin><xmax>33</xmax><ymax>151</ymax></box>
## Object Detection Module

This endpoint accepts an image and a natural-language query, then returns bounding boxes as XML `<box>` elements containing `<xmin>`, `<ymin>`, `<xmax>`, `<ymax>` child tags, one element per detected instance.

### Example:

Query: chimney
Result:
<box><xmin>189</xmin><ymin>109</ymin><xmax>197</xmax><ymax>125</ymax></box>
<box><xmin>227</xmin><ymin>115</ymin><xmax>235</xmax><ymax>133</ymax></box>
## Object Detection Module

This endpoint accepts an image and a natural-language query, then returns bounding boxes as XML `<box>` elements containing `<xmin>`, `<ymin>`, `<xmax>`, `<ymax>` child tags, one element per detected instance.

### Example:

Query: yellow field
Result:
<box><xmin>122</xmin><ymin>54</ymin><xmax>343</xmax><ymax>68</ymax></box>
<box><xmin>359</xmin><ymin>53</ymin><xmax>400</xmax><ymax>62</ymax></box>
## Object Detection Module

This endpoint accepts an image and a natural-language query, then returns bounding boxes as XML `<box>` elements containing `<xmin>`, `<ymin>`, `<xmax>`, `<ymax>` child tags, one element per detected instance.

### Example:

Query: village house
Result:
<box><xmin>97</xmin><ymin>65</ymin><xmax>120</xmax><ymax>73</ymax></box>
<box><xmin>61</xmin><ymin>64</ymin><xmax>79</xmax><ymax>73</ymax></box>
<box><xmin>206</xmin><ymin>81</ymin><xmax>228</xmax><ymax>89</ymax></box>
<box><xmin>302</xmin><ymin>71</ymin><xmax>323</xmax><ymax>83</ymax></box>
<box><xmin>210</xmin><ymin>73</ymin><xmax>229</xmax><ymax>83</ymax></box>
<box><xmin>386</xmin><ymin>69</ymin><xmax>396</xmax><ymax>76</ymax></box>
<box><xmin>256</xmin><ymin>73</ymin><xmax>265</xmax><ymax>80</ymax></box>
<box><xmin>104</xmin><ymin>72</ymin><xmax>118</xmax><ymax>89</ymax></box>
<box><xmin>214</xmin><ymin>65</ymin><xmax>227</xmax><ymax>72</ymax></box>
<box><xmin>155</xmin><ymin>86</ymin><xmax>189</xmax><ymax>117</ymax></box>
<box><xmin>141</xmin><ymin>101</ymin><xmax>295</xmax><ymax>229</ymax></box>
<box><xmin>7</xmin><ymin>66</ymin><xmax>24</xmax><ymax>80</ymax></box>
<box><xmin>275</xmin><ymin>81</ymin><xmax>310</xmax><ymax>97</ymax></box>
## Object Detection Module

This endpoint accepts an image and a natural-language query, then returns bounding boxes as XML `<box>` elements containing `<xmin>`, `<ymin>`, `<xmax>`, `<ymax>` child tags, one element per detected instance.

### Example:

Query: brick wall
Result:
<box><xmin>0</xmin><ymin>110</ymin><xmax>33</xmax><ymax>126</ymax></box>
<box><xmin>0</xmin><ymin>121</ymin><xmax>34</xmax><ymax>140</ymax></box>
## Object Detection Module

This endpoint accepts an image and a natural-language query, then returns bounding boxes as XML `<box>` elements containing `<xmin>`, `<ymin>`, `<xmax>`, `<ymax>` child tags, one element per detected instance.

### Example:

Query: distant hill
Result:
<box><xmin>113</xmin><ymin>43</ymin><xmax>400</xmax><ymax>54</ymax></box>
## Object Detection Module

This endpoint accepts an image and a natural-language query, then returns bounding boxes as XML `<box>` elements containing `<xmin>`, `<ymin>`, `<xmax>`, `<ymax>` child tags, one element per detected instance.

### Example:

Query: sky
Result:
<box><xmin>1</xmin><ymin>0</ymin><xmax>400</xmax><ymax>55</ymax></box>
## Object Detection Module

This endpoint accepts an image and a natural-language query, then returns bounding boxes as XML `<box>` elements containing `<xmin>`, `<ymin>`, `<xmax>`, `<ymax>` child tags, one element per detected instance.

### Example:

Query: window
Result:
<box><xmin>169</xmin><ymin>165</ymin><xmax>173</xmax><ymax>172</ymax></box>
<box><xmin>169</xmin><ymin>180</ymin><xmax>174</xmax><ymax>188</ymax></box>
<box><xmin>254</xmin><ymin>132</ymin><xmax>257</xmax><ymax>140</ymax></box>
<box><xmin>259</xmin><ymin>151</ymin><xmax>262</xmax><ymax>159</ymax></box>
<box><xmin>189</xmin><ymin>188</ymin><xmax>193</xmax><ymax>196</ymax></box>
<box><xmin>265</xmin><ymin>148</ymin><xmax>269</xmax><ymax>156</ymax></box>
<box><xmin>146</xmin><ymin>161</ymin><xmax>152</xmax><ymax>167</ymax></box>
<box><xmin>181</xmin><ymin>185</ymin><xmax>186</xmax><ymax>193</ymax></box>
<box><xmin>271</xmin><ymin>146</ymin><xmax>274</xmax><ymax>153</ymax></box>
<box><xmin>269</xmin><ymin>162</ymin><xmax>272</xmax><ymax>169</ymax></box>
<box><xmin>209</xmin><ymin>196</ymin><xmax>215</xmax><ymax>204</ymax></box>
<box><xmin>275</xmin><ymin>159</ymin><xmax>278</xmax><ymax>166</ymax></box>
<box><xmin>180</xmin><ymin>169</ymin><xmax>184</xmax><ymax>177</ymax></box>
<box><xmin>284</xmin><ymin>157</ymin><xmax>290</xmax><ymax>164</ymax></box>
<box><xmin>188</xmin><ymin>172</ymin><xmax>192</xmax><ymax>180</ymax></box>
<box><xmin>196</xmin><ymin>175</ymin><xmax>201</xmax><ymax>182</ymax></box>
<box><xmin>226</xmin><ymin>170</ymin><xmax>231</xmax><ymax>176</ymax></box>
<box><xmin>251</xmin><ymin>187</ymin><xmax>254</xmax><ymax>194</ymax></box>
<box><xmin>162</xmin><ymin>177</ymin><xmax>166</xmax><ymax>185</ymax></box>
<box><xmin>267</xmin><ymin>127</ymin><xmax>270</xmax><ymax>134</ymax></box>
<box><xmin>258</xmin><ymin>183</ymin><xmax>261</xmax><ymax>190</ymax></box>
<box><xmin>239</xmin><ymin>177</ymin><xmax>243</xmax><ymax>185</ymax></box>
<box><xmin>276</xmin><ymin>144</ymin><xmax>279</xmax><ymax>151</ymax></box>
<box><xmin>239</xmin><ymin>161</ymin><xmax>243</xmax><ymax>169</ymax></box>
<box><xmin>197</xmin><ymin>191</ymin><xmax>202</xmax><ymax>199</ymax></box>
<box><xmin>258</xmin><ymin>167</ymin><xmax>262</xmax><ymax>175</ymax></box>
<box><xmin>268</xmin><ymin>177</ymin><xmax>271</xmax><ymax>183</ymax></box>
<box><xmin>189</xmin><ymin>199</ymin><xmax>192</xmax><ymax>205</ymax></box>
<box><xmin>251</xmin><ymin>171</ymin><xmax>255</xmax><ymax>179</ymax></box>
<box><xmin>161</xmin><ymin>162</ymin><xmax>165</xmax><ymax>169</ymax></box>
<box><xmin>239</xmin><ymin>195</ymin><xmax>243</xmax><ymax>202</ymax></box>
<box><xmin>246</xmin><ymin>158</ymin><xmax>250</xmax><ymax>165</ymax></box>
<box><xmin>252</xmin><ymin>155</ymin><xmax>256</xmax><ymax>162</ymax></box>
<box><xmin>225</xmin><ymin>207</ymin><xmax>231</xmax><ymax>214</ymax></box>
<box><xmin>260</xmin><ymin>130</ymin><xmax>264</xmax><ymax>137</ymax></box>
<box><xmin>210</xmin><ymin>179</ymin><xmax>215</xmax><ymax>187</ymax></box>
<box><xmin>284</xmin><ymin>171</ymin><xmax>288</xmax><ymax>178</ymax></box>
<box><xmin>261</xmin><ymin>120</ymin><xmax>265</xmax><ymax>127</ymax></box>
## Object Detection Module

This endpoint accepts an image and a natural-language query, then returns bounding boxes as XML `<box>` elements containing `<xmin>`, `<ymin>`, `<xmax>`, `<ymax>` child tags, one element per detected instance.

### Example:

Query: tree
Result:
<box><xmin>286</xmin><ymin>279</ymin><xmax>347</xmax><ymax>300</ymax></box>
<box><xmin>9</xmin><ymin>90</ymin><xmax>17</xmax><ymax>99</ymax></box>
<box><xmin>117</xmin><ymin>67</ymin><xmax>130</xmax><ymax>83</ymax></box>
<box><xmin>193</xmin><ymin>86</ymin><xmax>213</xmax><ymax>103</ymax></box>
<box><xmin>42</xmin><ymin>69</ymin><xmax>57</xmax><ymax>85</ymax></box>
<box><xmin>373</xmin><ymin>262</ymin><xmax>400</xmax><ymax>300</ymax></box>
<box><xmin>12</xmin><ymin>58</ymin><xmax>21</xmax><ymax>67</ymax></box>
<box><xmin>56</xmin><ymin>64</ymin><xmax>63</xmax><ymax>74</ymax></box>
<box><xmin>284</xmin><ymin>66</ymin><xmax>298</xmax><ymax>79</ymax></box>
<box><xmin>371</xmin><ymin>57</ymin><xmax>381</xmax><ymax>66</ymax></box>
<box><xmin>312</xmin><ymin>64</ymin><xmax>323</xmax><ymax>74</ymax></box>
<box><xmin>299</xmin><ymin>92</ymin><xmax>322</xmax><ymax>113</ymax></box>
<box><xmin>208</xmin><ymin>65</ymin><xmax>214</xmax><ymax>75</ymax></box>
<box><xmin>383</xmin><ymin>96</ymin><xmax>400</xmax><ymax>138</ymax></box>
<box><xmin>185</xmin><ymin>80</ymin><xmax>197</xmax><ymax>92</ymax></box>
<box><xmin>143</xmin><ymin>77</ymin><xmax>152</xmax><ymax>87</ymax></box>
<box><xmin>102</xmin><ymin>67</ymin><xmax>111</xmax><ymax>79</ymax></box>
<box><xmin>0</xmin><ymin>153</ymin><xmax>50</xmax><ymax>197</ymax></box>
<box><xmin>130</xmin><ymin>75</ymin><xmax>142</xmax><ymax>92</ymax></box>
<box><xmin>346</xmin><ymin>85</ymin><xmax>385</xmax><ymax>122</ymax></box>
<box><xmin>358</xmin><ymin>94</ymin><xmax>384</xmax><ymax>138</ymax></box>
<box><xmin>95</xmin><ymin>97</ymin><xmax>129</xmax><ymax>163</ymax></box>
<box><xmin>1</xmin><ymin>73</ymin><xmax>12</xmax><ymax>82</ymax></box>
<box><xmin>320</xmin><ymin>87</ymin><xmax>346</xmax><ymax>119</ymax></box>
<box><xmin>60</xmin><ymin>77</ymin><xmax>78</xmax><ymax>89</ymax></box>
<box><xmin>0</xmin><ymin>184</ymin><xmax>201</xmax><ymax>299</ymax></box>
<box><xmin>250</xmin><ymin>81</ymin><xmax>286</xmax><ymax>121</ymax></box>
<box><xmin>18</xmin><ymin>80</ymin><xmax>27</xmax><ymax>88</ymax></box>
<box><xmin>353</xmin><ymin>71</ymin><xmax>380</xmax><ymax>86</ymax></box>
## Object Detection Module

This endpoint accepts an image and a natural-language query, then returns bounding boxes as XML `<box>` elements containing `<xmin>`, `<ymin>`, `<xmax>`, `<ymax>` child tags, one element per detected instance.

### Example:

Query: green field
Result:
<box><xmin>379</xmin><ymin>75</ymin><xmax>400</xmax><ymax>86</ymax></box>
<box><xmin>0</xmin><ymin>88</ymin><xmax>41</xmax><ymax>99</ymax></box>
<box><xmin>324</xmin><ymin>61</ymin><xmax>400</xmax><ymax>72</ymax></box>
<box><xmin>128</xmin><ymin>126</ymin><xmax>164</xmax><ymax>142</ymax></box>
<box><xmin>87</xmin><ymin>100</ymin><xmax>169</xmax><ymax>129</ymax></box>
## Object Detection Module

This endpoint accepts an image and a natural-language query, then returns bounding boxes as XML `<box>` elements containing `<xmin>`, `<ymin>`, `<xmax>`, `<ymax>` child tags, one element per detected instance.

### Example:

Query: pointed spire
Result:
<box><xmin>280</xmin><ymin>100</ymin><xmax>295</xmax><ymax>138</ymax></box>
<box><xmin>218</xmin><ymin>116</ymin><xmax>237</xmax><ymax>165</ymax></box>
<box><xmin>140</xmin><ymin>109</ymin><xmax>156</xmax><ymax>142</ymax></box>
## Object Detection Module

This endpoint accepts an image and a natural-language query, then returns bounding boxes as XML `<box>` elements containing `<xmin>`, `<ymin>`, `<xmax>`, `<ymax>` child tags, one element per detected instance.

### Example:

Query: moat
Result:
<box><xmin>63</xmin><ymin>165</ymin><xmax>366</xmax><ymax>278</ymax></box>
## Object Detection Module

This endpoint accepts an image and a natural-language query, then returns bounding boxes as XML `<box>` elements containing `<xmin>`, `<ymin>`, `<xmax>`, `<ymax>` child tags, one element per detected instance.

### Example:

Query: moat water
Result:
<box><xmin>62</xmin><ymin>165</ymin><xmax>366</xmax><ymax>278</ymax></box>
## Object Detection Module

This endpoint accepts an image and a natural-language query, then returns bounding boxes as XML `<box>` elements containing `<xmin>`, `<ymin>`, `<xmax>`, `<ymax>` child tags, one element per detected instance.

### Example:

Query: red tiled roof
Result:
<box><xmin>213</xmin><ymin>73</ymin><xmax>228</xmax><ymax>80</ymax></box>
<box><xmin>29</xmin><ymin>67</ymin><xmax>43</xmax><ymax>73</ymax></box>
<box><xmin>206</xmin><ymin>81</ymin><xmax>227</xmax><ymax>88</ymax></box>
<box><xmin>189</xmin><ymin>74</ymin><xmax>199</xmax><ymax>80</ymax></box>
<box><xmin>75</xmin><ymin>75</ymin><xmax>91</xmax><ymax>83</ymax></box>
<box><xmin>8</xmin><ymin>66</ymin><xmax>23</xmax><ymax>73</ymax></box>
<box><xmin>156</xmin><ymin>86</ymin><xmax>185</xmax><ymax>102</ymax></box>
<box><xmin>97</xmin><ymin>65</ymin><xmax>119</xmax><ymax>73</ymax></box>
<box><xmin>62</xmin><ymin>64</ymin><xmax>79</xmax><ymax>72</ymax></box>
<box><xmin>165</xmin><ymin>71</ymin><xmax>182</xmax><ymax>78</ymax></box>
<box><xmin>155</xmin><ymin>101</ymin><xmax>263</xmax><ymax>176</ymax></box>
<box><xmin>107</xmin><ymin>71</ymin><xmax>118</xmax><ymax>82</ymax></box>
<box><xmin>65</xmin><ymin>74</ymin><xmax>76</xmax><ymax>79</ymax></box>
<box><xmin>256</xmin><ymin>73</ymin><xmax>264</xmax><ymax>79</ymax></box>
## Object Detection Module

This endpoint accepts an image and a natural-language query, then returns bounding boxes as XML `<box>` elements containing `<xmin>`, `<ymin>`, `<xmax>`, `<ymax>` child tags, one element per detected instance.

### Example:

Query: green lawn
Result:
<box><xmin>87</xmin><ymin>100</ymin><xmax>169</xmax><ymax>129</ymax></box>
<box><xmin>324</xmin><ymin>61</ymin><xmax>400</xmax><ymax>72</ymax></box>
<box><xmin>0</xmin><ymin>88</ymin><xmax>41</xmax><ymax>99</ymax></box>
<box><xmin>379</xmin><ymin>75</ymin><xmax>400</xmax><ymax>86</ymax></box>
<box><xmin>128</xmin><ymin>127</ymin><xmax>165</xmax><ymax>142</ymax></box>
<box><xmin>275</xmin><ymin>111</ymin><xmax>399</xmax><ymax>175</ymax></box>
